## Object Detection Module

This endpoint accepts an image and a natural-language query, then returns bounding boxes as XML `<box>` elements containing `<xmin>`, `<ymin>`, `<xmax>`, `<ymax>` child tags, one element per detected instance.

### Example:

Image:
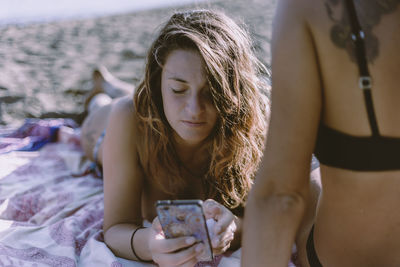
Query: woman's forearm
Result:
<box><xmin>242</xmin><ymin>190</ymin><xmax>306</xmax><ymax>267</ymax></box>
<box><xmin>104</xmin><ymin>223</ymin><xmax>152</xmax><ymax>261</ymax></box>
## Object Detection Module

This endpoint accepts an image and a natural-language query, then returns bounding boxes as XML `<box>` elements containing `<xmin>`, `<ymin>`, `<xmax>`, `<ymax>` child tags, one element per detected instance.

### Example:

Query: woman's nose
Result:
<box><xmin>186</xmin><ymin>93</ymin><xmax>205</xmax><ymax>116</ymax></box>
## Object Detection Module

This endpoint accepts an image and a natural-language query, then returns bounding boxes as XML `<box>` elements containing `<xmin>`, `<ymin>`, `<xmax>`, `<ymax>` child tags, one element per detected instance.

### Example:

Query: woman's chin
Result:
<box><xmin>177</xmin><ymin>134</ymin><xmax>208</xmax><ymax>146</ymax></box>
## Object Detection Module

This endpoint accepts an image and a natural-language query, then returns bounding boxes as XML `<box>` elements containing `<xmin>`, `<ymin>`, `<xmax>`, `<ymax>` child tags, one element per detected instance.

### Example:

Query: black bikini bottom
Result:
<box><xmin>306</xmin><ymin>225</ymin><xmax>323</xmax><ymax>267</ymax></box>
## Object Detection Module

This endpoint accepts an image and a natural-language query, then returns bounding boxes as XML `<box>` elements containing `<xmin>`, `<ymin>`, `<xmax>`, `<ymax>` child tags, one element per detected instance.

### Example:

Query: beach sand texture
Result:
<box><xmin>0</xmin><ymin>0</ymin><xmax>276</xmax><ymax>125</ymax></box>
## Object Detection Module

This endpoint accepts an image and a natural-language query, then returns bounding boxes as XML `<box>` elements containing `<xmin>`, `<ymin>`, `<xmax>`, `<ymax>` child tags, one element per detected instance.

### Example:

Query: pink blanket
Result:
<box><xmin>0</xmin><ymin>120</ymin><xmax>298</xmax><ymax>267</ymax></box>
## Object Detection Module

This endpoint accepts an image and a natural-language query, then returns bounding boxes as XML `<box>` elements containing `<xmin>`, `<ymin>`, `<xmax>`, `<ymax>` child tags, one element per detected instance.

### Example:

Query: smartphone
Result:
<box><xmin>155</xmin><ymin>199</ymin><xmax>213</xmax><ymax>261</ymax></box>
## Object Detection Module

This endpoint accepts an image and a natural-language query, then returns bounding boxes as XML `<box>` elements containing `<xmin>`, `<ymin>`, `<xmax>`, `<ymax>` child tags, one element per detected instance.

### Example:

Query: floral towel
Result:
<box><xmin>0</xmin><ymin>121</ymin><xmax>149</xmax><ymax>267</ymax></box>
<box><xmin>0</xmin><ymin>118</ymin><xmax>78</xmax><ymax>154</ymax></box>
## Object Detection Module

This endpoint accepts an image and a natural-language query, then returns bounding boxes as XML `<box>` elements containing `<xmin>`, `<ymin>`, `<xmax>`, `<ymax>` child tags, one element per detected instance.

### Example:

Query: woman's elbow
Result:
<box><xmin>270</xmin><ymin>192</ymin><xmax>306</xmax><ymax>216</ymax></box>
<box><xmin>103</xmin><ymin>224</ymin><xmax>119</xmax><ymax>250</ymax></box>
<box><xmin>249</xmin><ymin>187</ymin><xmax>307</xmax><ymax>218</ymax></box>
<box><xmin>103</xmin><ymin>226</ymin><xmax>112</xmax><ymax>247</ymax></box>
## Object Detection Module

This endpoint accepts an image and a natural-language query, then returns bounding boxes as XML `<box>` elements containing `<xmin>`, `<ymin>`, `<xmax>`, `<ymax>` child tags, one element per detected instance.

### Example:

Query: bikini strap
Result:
<box><xmin>306</xmin><ymin>225</ymin><xmax>324</xmax><ymax>267</ymax></box>
<box><xmin>345</xmin><ymin>0</ymin><xmax>380</xmax><ymax>136</ymax></box>
<box><xmin>93</xmin><ymin>129</ymin><xmax>106</xmax><ymax>162</ymax></box>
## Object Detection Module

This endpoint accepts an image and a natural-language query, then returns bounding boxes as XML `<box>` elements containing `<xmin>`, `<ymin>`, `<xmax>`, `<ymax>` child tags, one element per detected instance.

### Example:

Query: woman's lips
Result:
<box><xmin>182</xmin><ymin>120</ymin><xmax>206</xmax><ymax>127</ymax></box>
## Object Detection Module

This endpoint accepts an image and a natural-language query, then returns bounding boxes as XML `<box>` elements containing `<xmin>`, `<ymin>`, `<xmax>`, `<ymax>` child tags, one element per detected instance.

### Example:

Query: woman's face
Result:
<box><xmin>161</xmin><ymin>49</ymin><xmax>218</xmax><ymax>146</ymax></box>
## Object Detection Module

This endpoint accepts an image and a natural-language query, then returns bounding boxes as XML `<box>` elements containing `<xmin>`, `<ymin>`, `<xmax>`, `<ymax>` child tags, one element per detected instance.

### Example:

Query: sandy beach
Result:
<box><xmin>0</xmin><ymin>0</ymin><xmax>277</xmax><ymax>126</ymax></box>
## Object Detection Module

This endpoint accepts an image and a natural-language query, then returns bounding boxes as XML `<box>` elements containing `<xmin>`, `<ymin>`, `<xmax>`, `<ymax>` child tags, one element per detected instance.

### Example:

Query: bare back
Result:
<box><xmin>261</xmin><ymin>0</ymin><xmax>400</xmax><ymax>266</ymax></box>
<box><xmin>307</xmin><ymin>1</ymin><xmax>400</xmax><ymax>266</ymax></box>
<box><xmin>310</xmin><ymin>0</ymin><xmax>400</xmax><ymax>135</ymax></box>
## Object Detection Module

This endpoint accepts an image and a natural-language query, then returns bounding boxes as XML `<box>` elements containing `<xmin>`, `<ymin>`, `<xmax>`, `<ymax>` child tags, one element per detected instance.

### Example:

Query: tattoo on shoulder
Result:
<box><xmin>325</xmin><ymin>0</ymin><xmax>400</xmax><ymax>63</ymax></box>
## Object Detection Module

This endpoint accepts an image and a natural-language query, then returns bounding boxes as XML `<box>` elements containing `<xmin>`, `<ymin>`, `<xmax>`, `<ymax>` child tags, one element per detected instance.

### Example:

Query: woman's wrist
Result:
<box><xmin>230</xmin><ymin>216</ymin><xmax>242</xmax><ymax>250</ymax></box>
<box><xmin>132</xmin><ymin>227</ymin><xmax>153</xmax><ymax>262</ymax></box>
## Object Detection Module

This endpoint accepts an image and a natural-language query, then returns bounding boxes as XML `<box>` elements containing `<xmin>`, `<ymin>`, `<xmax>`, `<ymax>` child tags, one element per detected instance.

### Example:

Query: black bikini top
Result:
<box><xmin>314</xmin><ymin>0</ymin><xmax>400</xmax><ymax>171</ymax></box>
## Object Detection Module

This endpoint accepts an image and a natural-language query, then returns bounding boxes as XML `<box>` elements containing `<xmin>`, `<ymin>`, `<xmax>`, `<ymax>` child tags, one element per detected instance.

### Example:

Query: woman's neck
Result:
<box><xmin>172</xmin><ymin>135</ymin><xmax>211</xmax><ymax>176</ymax></box>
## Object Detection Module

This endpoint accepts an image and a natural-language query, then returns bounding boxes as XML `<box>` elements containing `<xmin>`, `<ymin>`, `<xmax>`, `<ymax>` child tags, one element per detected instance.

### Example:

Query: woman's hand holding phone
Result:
<box><xmin>148</xmin><ymin>217</ymin><xmax>205</xmax><ymax>267</ymax></box>
<box><xmin>203</xmin><ymin>199</ymin><xmax>238</xmax><ymax>255</ymax></box>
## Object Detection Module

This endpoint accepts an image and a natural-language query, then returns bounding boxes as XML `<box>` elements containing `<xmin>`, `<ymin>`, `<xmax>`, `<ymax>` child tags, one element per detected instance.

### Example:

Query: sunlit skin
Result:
<box><xmin>161</xmin><ymin>49</ymin><xmax>218</xmax><ymax>148</ymax></box>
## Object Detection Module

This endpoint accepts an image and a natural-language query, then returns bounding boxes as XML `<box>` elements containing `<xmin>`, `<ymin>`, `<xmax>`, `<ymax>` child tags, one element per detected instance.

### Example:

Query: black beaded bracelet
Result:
<box><xmin>130</xmin><ymin>227</ymin><xmax>152</xmax><ymax>262</ymax></box>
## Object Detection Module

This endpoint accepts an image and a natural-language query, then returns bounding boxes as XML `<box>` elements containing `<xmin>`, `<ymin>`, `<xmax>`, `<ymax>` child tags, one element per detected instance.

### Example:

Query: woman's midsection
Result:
<box><xmin>314</xmin><ymin>166</ymin><xmax>400</xmax><ymax>266</ymax></box>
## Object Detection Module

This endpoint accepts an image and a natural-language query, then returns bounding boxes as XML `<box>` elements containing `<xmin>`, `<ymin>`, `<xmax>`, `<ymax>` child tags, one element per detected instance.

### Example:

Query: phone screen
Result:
<box><xmin>155</xmin><ymin>200</ymin><xmax>213</xmax><ymax>261</ymax></box>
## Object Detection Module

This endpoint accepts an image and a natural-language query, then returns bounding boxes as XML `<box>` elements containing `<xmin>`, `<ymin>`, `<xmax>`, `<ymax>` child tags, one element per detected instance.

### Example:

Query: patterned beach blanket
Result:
<box><xmin>0</xmin><ymin>119</ymin><xmax>297</xmax><ymax>267</ymax></box>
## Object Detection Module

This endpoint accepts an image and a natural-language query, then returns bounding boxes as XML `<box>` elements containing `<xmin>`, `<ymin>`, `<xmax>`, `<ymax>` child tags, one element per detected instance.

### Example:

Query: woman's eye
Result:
<box><xmin>172</xmin><ymin>88</ymin><xmax>186</xmax><ymax>94</ymax></box>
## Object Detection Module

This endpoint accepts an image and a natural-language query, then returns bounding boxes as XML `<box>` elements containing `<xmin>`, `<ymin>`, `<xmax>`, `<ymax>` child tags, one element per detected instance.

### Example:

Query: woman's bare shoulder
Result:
<box><xmin>272</xmin><ymin>0</ymin><xmax>320</xmax><ymax>40</ymax></box>
<box><xmin>110</xmin><ymin>95</ymin><xmax>135</xmax><ymax>119</ymax></box>
<box><xmin>109</xmin><ymin>95</ymin><xmax>139</xmax><ymax>127</ymax></box>
<box><xmin>105</xmin><ymin>95</ymin><xmax>140</xmax><ymax>148</ymax></box>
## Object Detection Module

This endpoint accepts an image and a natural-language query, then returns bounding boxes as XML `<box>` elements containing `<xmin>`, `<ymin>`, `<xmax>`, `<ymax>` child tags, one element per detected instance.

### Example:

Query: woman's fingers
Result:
<box><xmin>153</xmin><ymin>242</ymin><xmax>204</xmax><ymax>267</ymax></box>
<box><xmin>179</xmin><ymin>257</ymin><xmax>199</xmax><ymax>267</ymax></box>
<box><xmin>203</xmin><ymin>199</ymin><xmax>221</xmax><ymax>219</ymax></box>
<box><xmin>212</xmin><ymin>230</ymin><xmax>233</xmax><ymax>254</ymax></box>
<box><xmin>175</xmin><ymin>243</ymin><xmax>203</xmax><ymax>265</ymax></box>
<box><xmin>211</xmin><ymin>225</ymin><xmax>235</xmax><ymax>255</ymax></box>
<box><xmin>212</xmin><ymin>230</ymin><xmax>234</xmax><ymax>247</ymax></box>
<box><xmin>154</xmin><ymin>236</ymin><xmax>197</xmax><ymax>254</ymax></box>
<box><xmin>202</xmin><ymin>199</ymin><xmax>238</xmax><ymax>255</ymax></box>
<box><xmin>151</xmin><ymin>216</ymin><xmax>164</xmax><ymax>237</ymax></box>
<box><xmin>211</xmin><ymin>217</ymin><xmax>236</xmax><ymax>246</ymax></box>
<box><xmin>203</xmin><ymin>199</ymin><xmax>236</xmax><ymax>234</ymax></box>
<box><xmin>215</xmin><ymin>212</ymin><xmax>236</xmax><ymax>234</ymax></box>
<box><xmin>213</xmin><ymin>243</ymin><xmax>231</xmax><ymax>256</ymax></box>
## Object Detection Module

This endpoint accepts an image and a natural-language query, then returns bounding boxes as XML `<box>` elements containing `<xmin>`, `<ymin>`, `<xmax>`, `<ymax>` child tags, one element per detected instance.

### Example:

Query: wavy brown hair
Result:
<box><xmin>134</xmin><ymin>9</ymin><xmax>269</xmax><ymax>210</ymax></box>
